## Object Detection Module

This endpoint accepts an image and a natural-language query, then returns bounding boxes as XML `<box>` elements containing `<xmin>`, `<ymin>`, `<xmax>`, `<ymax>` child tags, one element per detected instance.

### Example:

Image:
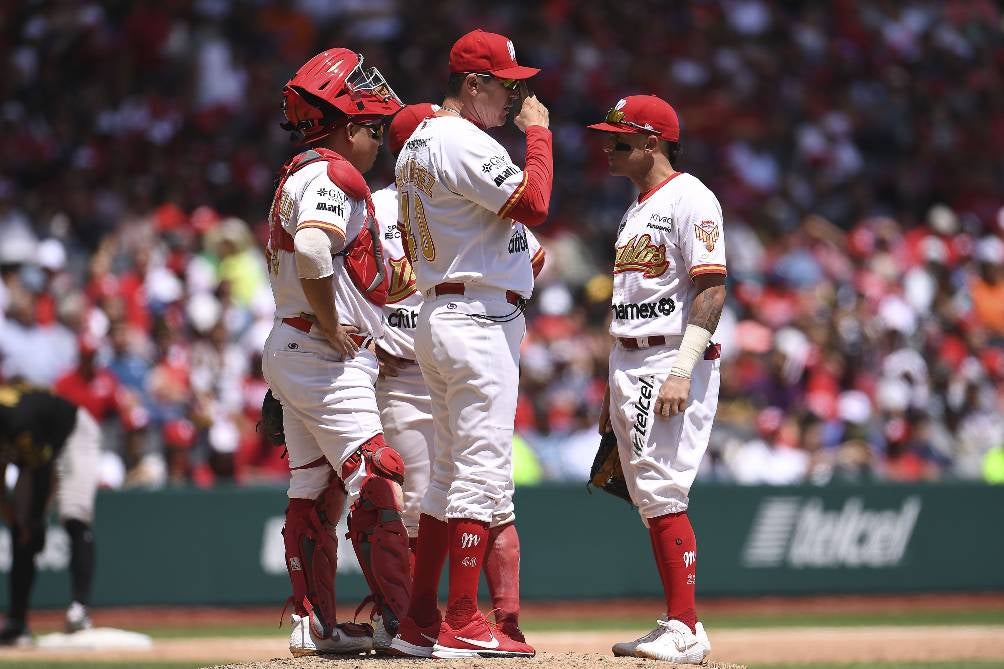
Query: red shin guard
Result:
<box><xmin>648</xmin><ymin>511</ymin><xmax>698</xmax><ymax>632</ymax></box>
<box><xmin>445</xmin><ymin>518</ymin><xmax>489</xmax><ymax>627</ymax></box>
<box><xmin>407</xmin><ymin>514</ymin><xmax>448</xmax><ymax>626</ymax></box>
<box><xmin>346</xmin><ymin>435</ymin><xmax>411</xmax><ymax>625</ymax></box>
<box><xmin>485</xmin><ymin>523</ymin><xmax>521</xmax><ymax>625</ymax></box>
<box><xmin>283</xmin><ymin>496</ymin><xmax>339</xmax><ymax>634</ymax></box>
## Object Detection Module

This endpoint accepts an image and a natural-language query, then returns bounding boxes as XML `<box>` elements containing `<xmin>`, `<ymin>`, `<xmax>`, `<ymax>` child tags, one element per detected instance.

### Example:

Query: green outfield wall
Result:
<box><xmin>2</xmin><ymin>483</ymin><xmax>1002</xmax><ymax>608</ymax></box>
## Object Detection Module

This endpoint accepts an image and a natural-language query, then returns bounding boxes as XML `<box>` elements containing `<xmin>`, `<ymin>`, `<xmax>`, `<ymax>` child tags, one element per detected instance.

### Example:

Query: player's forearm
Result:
<box><xmin>687</xmin><ymin>276</ymin><xmax>726</xmax><ymax>333</ymax></box>
<box><xmin>299</xmin><ymin>276</ymin><xmax>342</xmax><ymax>338</ymax></box>
<box><xmin>505</xmin><ymin>126</ymin><xmax>553</xmax><ymax>226</ymax></box>
<box><xmin>669</xmin><ymin>276</ymin><xmax>726</xmax><ymax>380</ymax></box>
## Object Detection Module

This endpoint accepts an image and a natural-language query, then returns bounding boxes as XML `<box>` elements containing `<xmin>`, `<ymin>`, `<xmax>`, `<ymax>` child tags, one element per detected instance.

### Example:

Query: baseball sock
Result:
<box><xmin>648</xmin><ymin>510</ymin><xmax>697</xmax><ymax>632</ymax></box>
<box><xmin>64</xmin><ymin>519</ymin><xmax>95</xmax><ymax>606</ymax></box>
<box><xmin>484</xmin><ymin>522</ymin><xmax>521</xmax><ymax>627</ymax></box>
<box><xmin>408</xmin><ymin>536</ymin><xmax>418</xmax><ymax>579</ymax></box>
<box><xmin>445</xmin><ymin>518</ymin><xmax>489</xmax><ymax>628</ymax></box>
<box><xmin>407</xmin><ymin>514</ymin><xmax>448</xmax><ymax>627</ymax></box>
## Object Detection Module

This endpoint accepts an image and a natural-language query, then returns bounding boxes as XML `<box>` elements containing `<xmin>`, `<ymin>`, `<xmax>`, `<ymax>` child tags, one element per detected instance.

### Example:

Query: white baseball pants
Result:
<box><xmin>415</xmin><ymin>290</ymin><xmax>523</xmax><ymax>524</ymax></box>
<box><xmin>263</xmin><ymin>320</ymin><xmax>383</xmax><ymax>501</ymax></box>
<box><xmin>377</xmin><ymin>363</ymin><xmax>433</xmax><ymax>538</ymax></box>
<box><xmin>608</xmin><ymin>341</ymin><xmax>720</xmax><ymax>522</ymax></box>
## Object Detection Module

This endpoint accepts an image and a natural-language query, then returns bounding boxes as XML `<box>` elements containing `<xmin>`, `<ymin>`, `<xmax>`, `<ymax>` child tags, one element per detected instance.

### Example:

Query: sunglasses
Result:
<box><xmin>356</xmin><ymin>122</ymin><xmax>385</xmax><ymax>140</ymax></box>
<box><xmin>604</xmin><ymin>107</ymin><xmax>656</xmax><ymax>134</ymax></box>
<box><xmin>476</xmin><ymin>74</ymin><xmax>520</xmax><ymax>91</ymax></box>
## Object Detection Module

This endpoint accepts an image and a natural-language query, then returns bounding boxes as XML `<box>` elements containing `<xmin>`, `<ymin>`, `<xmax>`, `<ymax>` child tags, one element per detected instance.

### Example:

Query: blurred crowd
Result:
<box><xmin>1</xmin><ymin>0</ymin><xmax>1002</xmax><ymax>488</ymax></box>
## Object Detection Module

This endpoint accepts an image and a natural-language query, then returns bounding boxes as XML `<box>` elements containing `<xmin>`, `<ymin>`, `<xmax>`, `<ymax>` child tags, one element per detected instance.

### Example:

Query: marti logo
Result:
<box><xmin>460</xmin><ymin>533</ymin><xmax>481</xmax><ymax>549</ymax></box>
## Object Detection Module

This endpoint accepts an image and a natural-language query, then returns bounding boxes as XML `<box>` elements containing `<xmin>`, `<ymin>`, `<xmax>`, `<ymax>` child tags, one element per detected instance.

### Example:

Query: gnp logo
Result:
<box><xmin>682</xmin><ymin>550</ymin><xmax>696</xmax><ymax>568</ymax></box>
<box><xmin>741</xmin><ymin>496</ymin><xmax>921</xmax><ymax>569</ymax></box>
<box><xmin>461</xmin><ymin>532</ymin><xmax>481</xmax><ymax>549</ymax></box>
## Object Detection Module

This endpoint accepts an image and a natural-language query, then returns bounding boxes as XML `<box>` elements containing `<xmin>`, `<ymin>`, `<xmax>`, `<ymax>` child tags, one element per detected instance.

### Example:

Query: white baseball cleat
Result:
<box><xmin>65</xmin><ymin>601</ymin><xmax>92</xmax><ymax>634</ymax></box>
<box><xmin>612</xmin><ymin>616</ymin><xmax>669</xmax><ymax>656</ymax></box>
<box><xmin>635</xmin><ymin>618</ymin><xmax>710</xmax><ymax>664</ymax></box>
<box><xmin>288</xmin><ymin>612</ymin><xmax>373</xmax><ymax>657</ymax></box>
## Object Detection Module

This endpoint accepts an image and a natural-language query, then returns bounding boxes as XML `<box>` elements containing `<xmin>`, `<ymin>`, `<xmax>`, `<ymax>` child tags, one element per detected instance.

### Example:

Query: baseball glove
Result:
<box><xmin>588</xmin><ymin>432</ymin><xmax>632</xmax><ymax>504</ymax></box>
<box><xmin>259</xmin><ymin>389</ymin><xmax>285</xmax><ymax>446</ymax></box>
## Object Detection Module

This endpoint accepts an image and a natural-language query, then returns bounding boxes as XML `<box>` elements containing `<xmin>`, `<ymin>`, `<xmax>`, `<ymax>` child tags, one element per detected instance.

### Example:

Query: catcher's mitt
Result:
<box><xmin>259</xmin><ymin>389</ymin><xmax>285</xmax><ymax>446</ymax></box>
<box><xmin>588</xmin><ymin>432</ymin><xmax>632</xmax><ymax>503</ymax></box>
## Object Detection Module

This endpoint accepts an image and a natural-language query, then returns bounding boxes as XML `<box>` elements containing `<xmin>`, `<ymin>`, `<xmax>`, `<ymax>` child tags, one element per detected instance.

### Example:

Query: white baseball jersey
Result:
<box><xmin>394</xmin><ymin>115</ymin><xmax>535</xmax><ymax>298</ymax></box>
<box><xmin>267</xmin><ymin>161</ymin><xmax>384</xmax><ymax>338</ymax></box>
<box><xmin>372</xmin><ymin>182</ymin><xmax>543</xmax><ymax>361</ymax></box>
<box><xmin>610</xmin><ymin>172</ymin><xmax>726</xmax><ymax>339</ymax></box>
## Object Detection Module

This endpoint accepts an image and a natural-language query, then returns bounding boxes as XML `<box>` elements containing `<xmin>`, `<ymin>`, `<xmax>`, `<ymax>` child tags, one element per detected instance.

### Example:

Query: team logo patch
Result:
<box><xmin>386</xmin><ymin>255</ymin><xmax>417</xmax><ymax>303</ymax></box>
<box><xmin>506</xmin><ymin>39</ymin><xmax>516</xmax><ymax>61</ymax></box>
<box><xmin>614</xmin><ymin>234</ymin><xmax>668</xmax><ymax>278</ymax></box>
<box><xmin>615</xmin><ymin>98</ymin><xmax>627</xmax><ymax>110</ymax></box>
<box><xmin>695</xmin><ymin>220</ymin><xmax>719</xmax><ymax>252</ymax></box>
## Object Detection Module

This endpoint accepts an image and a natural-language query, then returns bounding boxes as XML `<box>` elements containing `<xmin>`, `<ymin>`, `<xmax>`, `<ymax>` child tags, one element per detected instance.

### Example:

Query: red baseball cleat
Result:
<box><xmin>432</xmin><ymin>610</ymin><xmax>535</xmax><ymax>658</ymax></box>
<box><xmin>387</xmin><ymin>614</ymin><xmax>440</xmax><ymax>658</ymax></box>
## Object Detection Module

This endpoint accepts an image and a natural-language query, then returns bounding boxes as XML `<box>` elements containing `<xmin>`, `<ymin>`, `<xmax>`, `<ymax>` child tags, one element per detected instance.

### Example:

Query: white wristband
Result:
<box><xmin>294</xmin><ymin>227</ymin><xmax>334</xmax><ymax>279</ymax></box>
<box><xmin>669</xmin><ymin>324</ymin><xmax>712</xmax><ymax>379</ymax></box>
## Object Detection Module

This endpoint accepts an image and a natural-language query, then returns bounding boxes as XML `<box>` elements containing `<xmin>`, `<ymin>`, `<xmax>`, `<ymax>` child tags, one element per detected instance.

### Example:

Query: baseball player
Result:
<box><xmin>389</xmin><ymin>29</ymin><xmax>551</xmax><ymax>659</ymax></box>
<box><xmin>588</xmin><ymin>95</ymin><xmax>726</xmax><ymax>663</ymax></box>
<box><xmin>261</xmin><ymin>47</ymin><xmax>411</xmax><ymax>657</ymax></box>
<box><xmin>372</xmin><ymin>103</ymin><xmax>546</xmax><ymax>649</ymax></box>
<box><xmin>0</xmin><ymin>383</ymin><xmax>102</xmax><ymax>645</ymax></box>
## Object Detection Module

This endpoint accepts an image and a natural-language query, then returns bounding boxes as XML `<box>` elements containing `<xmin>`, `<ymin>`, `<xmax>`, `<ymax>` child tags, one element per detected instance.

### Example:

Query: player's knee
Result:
<box><xmin>360</xmin><ymin>433</ymin><xmax>405</xmax><ymax>484</ymax></box>
<box><xmin>288</xmin><ymin>465</ymin><xmax>330</xmax><ymax>500</ymax></box>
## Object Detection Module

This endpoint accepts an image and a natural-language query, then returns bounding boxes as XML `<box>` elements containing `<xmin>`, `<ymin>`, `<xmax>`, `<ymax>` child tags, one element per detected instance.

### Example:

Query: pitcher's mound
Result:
<box><xmin>207</xmin><ymin>652</ymin><xmax>745</xmax><ymax>669</ymax></box>
<box><xmin>36</xmin><ymin>627</ymin><xmax>154</xmax><ymax>651</ymax></box>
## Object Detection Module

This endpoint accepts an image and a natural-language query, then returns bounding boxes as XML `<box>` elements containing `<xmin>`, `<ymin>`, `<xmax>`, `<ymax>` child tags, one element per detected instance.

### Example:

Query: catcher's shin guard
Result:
<box><xmin>345</xmin><ymin>435</ymin><xmax>411</xmax><ymax>634</ymax></box>
<box><xmin>282</xmin><ymin>480</ymin><xmax>344</xmax><ymax>635</ymax></box>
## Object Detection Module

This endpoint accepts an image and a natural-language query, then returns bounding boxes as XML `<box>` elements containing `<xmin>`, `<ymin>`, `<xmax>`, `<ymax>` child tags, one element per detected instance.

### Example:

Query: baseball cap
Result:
<box><xmin>449</xmin><ymin>29</ymin><xmax>540</xmax><ymax>79</ymax></box>
<box><xmin>388</xmin><ymin>103</ymin><xmax>438</xmax><ymax>155</ymax></box>
<box><xmin>588</xmin><ymin>95</ymin><xmax>681</xmax><ymax>142</ymax></box>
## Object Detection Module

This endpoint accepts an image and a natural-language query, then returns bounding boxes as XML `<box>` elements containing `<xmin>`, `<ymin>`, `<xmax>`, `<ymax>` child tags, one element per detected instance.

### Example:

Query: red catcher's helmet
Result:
<box><xmin>282</xmin><ymin>48</ymin><xmax>403</xmax><ymax>144</ymax></box>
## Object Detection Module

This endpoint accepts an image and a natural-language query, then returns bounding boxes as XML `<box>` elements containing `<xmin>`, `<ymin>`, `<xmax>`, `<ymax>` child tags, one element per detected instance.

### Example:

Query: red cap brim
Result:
<box><xmin>587</xmin><ymin>121</ymin><xmax>645</xmax><ymax>134</ymax></box>
<box><xmin>490</xmin><ymin>65</ymin><xmax>540</xmax><ymax>79</ymax></box>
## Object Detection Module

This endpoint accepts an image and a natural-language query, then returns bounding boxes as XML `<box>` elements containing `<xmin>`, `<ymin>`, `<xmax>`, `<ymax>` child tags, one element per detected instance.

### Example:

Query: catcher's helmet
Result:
<box><xmin>282</xmin><ymin>48</ymin><xmax>402</xmax><ymax>143</ymax></box>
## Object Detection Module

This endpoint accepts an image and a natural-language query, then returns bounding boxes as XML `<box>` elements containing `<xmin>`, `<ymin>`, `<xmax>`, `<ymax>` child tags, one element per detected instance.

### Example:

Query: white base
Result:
<box><xmin>36</xmin><ymin>627</ymin><xmax>153</xmax><ymax>650</ymax></box>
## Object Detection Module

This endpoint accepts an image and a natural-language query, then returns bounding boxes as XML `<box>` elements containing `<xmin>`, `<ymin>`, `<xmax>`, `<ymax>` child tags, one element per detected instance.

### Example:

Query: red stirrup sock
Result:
<box><xmin>407</xmin><ymin>514</ymin><xmax>448</xmax><ymax>627</ymax></box>
<box><xmin>648</xmin><ymin>511</ymin><xmax>698</xmax><ymax>632</ymax></box>
<box><xmin>444</xmin><ymin>518</ymin><xmax>489</xmax><ymax>627</ymax></box>
<box><xmin>485</xmin><ymin>522</ymin><xmax>521</xmax><ymax>624</ymax></box>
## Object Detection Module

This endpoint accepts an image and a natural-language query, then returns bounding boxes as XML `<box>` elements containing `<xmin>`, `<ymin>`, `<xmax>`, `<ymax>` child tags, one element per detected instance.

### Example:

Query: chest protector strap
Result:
<box><xmin>268</xmin><ymin>148</ymin><xmax>388</xmax><ymax>306</ymax></box>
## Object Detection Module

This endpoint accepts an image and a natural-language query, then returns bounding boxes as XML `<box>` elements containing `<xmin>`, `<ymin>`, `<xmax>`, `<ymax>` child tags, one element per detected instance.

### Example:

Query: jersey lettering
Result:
<box><xmin>611</xmin><ymin>298</ymin><xmax>675</xmax><ymax>320</ymax></box>
<box><xmin>614</xmin><ymin>234</ymin><xmax>668</xmax><ymax>278</ymax></box>
<box><xmin>386</xmin><ymin>255</ymin><xmax>418</xmax><ymax>304</ymax></box>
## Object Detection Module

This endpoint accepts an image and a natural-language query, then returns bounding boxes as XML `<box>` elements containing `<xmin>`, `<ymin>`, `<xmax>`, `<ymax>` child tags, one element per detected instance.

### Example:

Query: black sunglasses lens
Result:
<box><xmin>613</xmin><ymin>141</ymin><xmax>633</xmax><ymax>151</ymax></box>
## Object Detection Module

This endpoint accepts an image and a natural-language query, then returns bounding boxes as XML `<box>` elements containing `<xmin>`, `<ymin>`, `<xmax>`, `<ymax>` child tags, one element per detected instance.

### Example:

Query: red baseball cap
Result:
<box><xmin>388</xmin><ymin>103</ymin><xmax>438</xmax><ymax>155</ymax></box>
<box><xmin>588</xmin><ymin>95</ymin><xmax>681</xmax><ymax>142</ymax></box>
<box><xmin>449</xmin><ymin>29</ymin><xmax>539</xmax><ymax>79</ymax></box>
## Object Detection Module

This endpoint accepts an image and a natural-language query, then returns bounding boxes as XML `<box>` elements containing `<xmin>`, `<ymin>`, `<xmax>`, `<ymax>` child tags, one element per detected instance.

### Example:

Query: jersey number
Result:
<box><xmin>399</xmin><ymin>191</ymin><xmax>435</xmax><ymax>262</ymax></box>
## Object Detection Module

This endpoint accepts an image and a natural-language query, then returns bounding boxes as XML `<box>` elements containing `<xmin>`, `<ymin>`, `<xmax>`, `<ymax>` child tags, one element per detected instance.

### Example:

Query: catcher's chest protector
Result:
<box><xmin>268</xmin><ymin>148</ymin><xmax>389</xmax><ymax>306</ymax></box>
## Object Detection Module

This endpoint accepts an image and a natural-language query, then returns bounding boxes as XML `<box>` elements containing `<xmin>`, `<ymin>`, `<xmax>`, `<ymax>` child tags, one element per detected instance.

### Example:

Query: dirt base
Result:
<box><xmin>1</xmin><ymin>626</ymin><xmax>1002</xmax><ymax>667</ymax></box>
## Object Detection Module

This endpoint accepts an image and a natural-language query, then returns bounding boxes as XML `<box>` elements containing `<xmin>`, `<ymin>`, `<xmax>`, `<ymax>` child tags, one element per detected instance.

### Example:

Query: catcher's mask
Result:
<box><xmin>281</xmin><ymin>48</ymin><xmax>403</xmax><ymax>144</ymax></box>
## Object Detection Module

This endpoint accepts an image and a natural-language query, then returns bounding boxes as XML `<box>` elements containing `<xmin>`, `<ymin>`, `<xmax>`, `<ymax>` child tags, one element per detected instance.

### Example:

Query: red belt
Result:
<box><xmin>617</xmin><ymin>336</ymin><xmax>722</xmax><ymax>360</ymax></box>
<box><xmin>282</xmin><ymin>316</ymin><xmax>370</xmax><ymax>346</ymax></box>
<box><xmin>433</xmin><ymin>282</ymin><xmax>521</xmax><ymax>306</ymax></box>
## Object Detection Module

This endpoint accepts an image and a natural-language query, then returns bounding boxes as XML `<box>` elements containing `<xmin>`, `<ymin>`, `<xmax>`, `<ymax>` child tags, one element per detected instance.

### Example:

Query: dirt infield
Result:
<box><xmin>2</xmin><ymin>625</ymin><xmax>1003</xmax><ymax>667</ymax></box>
<box><xmin>21</xmin><ymin>591</ymin><xmax>1004</xmax><ymax>631</ymax></box>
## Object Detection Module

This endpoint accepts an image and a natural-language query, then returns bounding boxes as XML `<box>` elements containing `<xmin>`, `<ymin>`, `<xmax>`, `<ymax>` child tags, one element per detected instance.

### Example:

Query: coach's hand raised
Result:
<box><xmin>515</xmin><ymin>95</ymin><xmax>549</xmax><ymax>132</ymax></box>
